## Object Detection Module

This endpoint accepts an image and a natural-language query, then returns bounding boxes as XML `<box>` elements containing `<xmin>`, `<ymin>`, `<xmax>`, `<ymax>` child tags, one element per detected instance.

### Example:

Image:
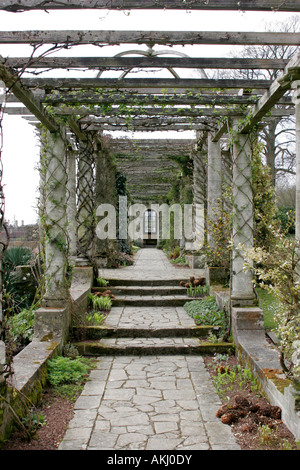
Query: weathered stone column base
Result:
<box><xmin>231</xmin><ymin>293</ymin><xmax>257</xmax><ymax>308</ymax></box>
<box><xmin>34</xmin><ymin>266</ymin><xmax>93</xmax><ymax>345</ymax></box>
<box><xmin>231</xmin><ymin>306</ymin><xmax>264</xmax><ymax>344</ymax></box>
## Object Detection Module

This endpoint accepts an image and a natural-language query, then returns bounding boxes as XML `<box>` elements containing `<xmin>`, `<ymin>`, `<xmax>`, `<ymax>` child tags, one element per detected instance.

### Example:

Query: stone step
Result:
<box><xmin>72</xmin><ymin>324</ymin><xmax>219</xmax><ymax>340</ymax></box>
<box><xmin>110</xmin><ymin>295</ymin><xmax>192</xmax><ymax>307</ymax></box>
<box><xmin>102</xmin><ymin>278</ymin><xmax>203</xmax><ymax>287</ymax></box>
<box><xmin>92</xmin><ymin>285</ymin><xmax>188</xmax><ymax>296</ymax></box>
<box><xmin>73</xmin><ymin>337</ymin><xmax>234</xmax><ymax>356</ymax></box>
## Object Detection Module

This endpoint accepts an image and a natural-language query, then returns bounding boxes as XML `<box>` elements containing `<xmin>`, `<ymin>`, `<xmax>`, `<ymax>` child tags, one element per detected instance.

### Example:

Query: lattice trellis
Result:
<box><xmin>76</xmin><ymin>135</ymin><xmax>96</xmax><ymax>264</ymax></box>
<box><xmin>230</xmin><ymin>128</ymin><xmax>256</xmax><ymax>301</ymax></box>
<box><xmin>40</xmin><ymin>128</ymin><xmax>70</xmax><ymax>305</ymax></box>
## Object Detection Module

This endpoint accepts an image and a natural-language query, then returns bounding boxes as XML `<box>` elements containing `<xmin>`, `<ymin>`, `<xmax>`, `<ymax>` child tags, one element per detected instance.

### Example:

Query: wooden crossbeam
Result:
<box><xmin>5</xmin><ymin>56</ymin><xmax>289</xmax><ymax>70</ymax></box>
<box><xmin>240</xmin><ymin>54</ymin><xmax>300</xmax><ymax>133</ymax></box>
<box><xmin>40</xmin><ymin>92</ymin><xmax>293</xmax><ymax>107</ymax></box>
<box><xmin>41</xmin><ymin>92</ymin><xmax>262</xmax><ymax>106</ymax></box>
<box><xmin>0</xmin><ymin>30</ymin><xmax>299</xmax><ymax>46</ymax></box>
<box><xmin>1</xmin><ymin>1</ymin><xmax>299</xmax><ymax>12</ymax></box>
<box><xmin>3</xmin><ymin>105</ymin><xmax>294</xmax><ymax>118</ymax></box>
<box><xmin>0</xmin><ymin>56</ymin><xmax>59</xmax><ymax>132</ymax></box>
<box><xmin>86</xmin><ymin>123</ymin><xmax>212</xmax><ymax>131</ymax></box>
<box><xmin>21</xmin><ymin>77</ymin><xmax>272</xmax><ymax>90</ymax></box>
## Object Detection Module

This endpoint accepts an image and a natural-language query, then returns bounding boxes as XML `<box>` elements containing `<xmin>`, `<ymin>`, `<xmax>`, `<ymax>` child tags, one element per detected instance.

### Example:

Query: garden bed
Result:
<box><xmin>203</xmin><ymin>354</ymin><xmax>299</xmax><ymax>450</ymax></box>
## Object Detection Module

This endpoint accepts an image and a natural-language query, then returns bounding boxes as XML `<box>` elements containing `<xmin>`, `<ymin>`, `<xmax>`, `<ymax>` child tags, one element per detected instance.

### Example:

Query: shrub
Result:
<box><xmin>47</xmin><ymin>355</ymin><xmax>95</xmax><ymax>401</ymax></box>
<box><xmin>4</xmin><ymin>246</ymin><xmax>32</xmax><ymax>272</ymax></box>
<box><xmin>47</xmin><ymin>356</ymin><xmax>92</xmax><ymax>387</ymax></box>
<box><xmin>3</xmin><ymin>247</ymin><xmax>35</xmax><ymax>313</ymax></box>
<box><xmin>8</xmin><ymin>308</ymin><xmax>35</xmax><ymax>350</ymax></box>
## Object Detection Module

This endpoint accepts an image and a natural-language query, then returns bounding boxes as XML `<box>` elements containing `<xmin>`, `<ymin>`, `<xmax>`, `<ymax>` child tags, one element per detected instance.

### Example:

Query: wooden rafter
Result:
<box><xmin>4</xmin><ymin>56</ymin><xmax>289</xmax><ymax>71</ymax></box>
<box><xmin>39</xmin><ymin>93</ymin><xmax>293</xmax><ymax>107</ymax></box>
<box><xmin>1</xmin><ymin>1</ymin><xmax>299</xmax><ymax>12</ymax></box>
<box><xmin>21</xmin><ymin>77</ymin><xmax>272</xmax><ymax>90</ymax></box>
<box><xmin>0</xmin><ymin>30</ymin><xmax>299</xmax><ymax>46</ymax></box>
<box><xmin>3</xmin><ymin>105</ymin><xmax>294</xmax><ymax>118</ymax></box>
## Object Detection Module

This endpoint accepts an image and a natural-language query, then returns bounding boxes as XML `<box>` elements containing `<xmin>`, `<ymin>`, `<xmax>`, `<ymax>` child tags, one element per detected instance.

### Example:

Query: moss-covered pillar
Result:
<box><xmin>207</xmin><ymin>133</ymin><xmax>222</xmax><ymax>248</ymax></box>
<box><xmin>76</xmin><ymin>138</ymin><xmax>95</xmax><ymax>266</ymax></box>
<box><xmin>231</xmin><ymin>126</ymin><xmax>255</xmax><ymax>305</ymax></box>
<box><xmin>66</xmin><ymin>145</ymin><xmax>77</xmax><ymax>265</ymax></box>
<box><xmin>41</xmin><ymin>130</ymin><xmax>69</xmax><ymax>307</ymax></box>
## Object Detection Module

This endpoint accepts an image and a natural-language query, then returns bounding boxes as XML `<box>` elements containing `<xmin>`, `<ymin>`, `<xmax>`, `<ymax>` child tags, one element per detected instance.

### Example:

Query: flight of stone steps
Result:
<box><xmin>71</xmin><ymin>278</ymin><xmax>234</xmax><ymax>356</ymax></box>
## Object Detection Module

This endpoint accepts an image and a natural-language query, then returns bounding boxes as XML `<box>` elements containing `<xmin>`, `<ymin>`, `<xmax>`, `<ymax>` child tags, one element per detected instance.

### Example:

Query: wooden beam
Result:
<box><xmin>5</xmin><ymin>56</ymin><xmax>289</xmax><ymax>70</ymax></box>
<box><xmin>239</xmin><ymin>53</ymin><xmax>300</xmax><ymax>133</ymax></box>
<box><xmin>40</xmin><ymin>92</ymin><xmax>293</xmax><ymax>107</ymax></box>
<box><xmin>4</xmin><ymin>104</ymin><xmax>294</xmax><ymax>118</ymax></box>
<box><xmin>21</xmin><ymin>77</ymin><xmax>272</xmax><ymax>90</ymax></box>
<box><xmin>42</xmin><ymin>92</ymin><xmax>261</xmax><ymax>106</ymax></box>
<box><xmin>0</xmin><ymin>56</ymin><xmax>59</xmax><ymax>132</ymax></box>
<box><xmin>86</xmin><ymin>123</ymin><xmax>212</xmax><ymax>131</ymax></box>
<box><xmin>0</xmin><ymin>30</ymin><xmax>299</xmax><ymax>46</ymax></box>
<box><xmin>211</xmin><ymin>120</ymin><xmax>229</xmax><ymax>142</ymax></box>
<box><xmin>1</xmin><ymin>1</ymin><xmax>299</xmax><ymax>12</ymax></box>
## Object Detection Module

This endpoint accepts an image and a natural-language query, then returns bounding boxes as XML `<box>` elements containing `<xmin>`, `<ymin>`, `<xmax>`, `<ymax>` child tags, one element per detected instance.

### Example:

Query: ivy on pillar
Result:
<box><xmin>66</xmin><ymin>144</ymin><xmax>77</xmax><ymax>265</ymax></box>
<box><xmin>231</xmin><ymin>126</ymin><xmax>255</xmax><ymax>305</ymax></box>
<box><xmin>40</xmin><ymin>129</ymin><xmax>69</xmax><ymax>308</ymax></box>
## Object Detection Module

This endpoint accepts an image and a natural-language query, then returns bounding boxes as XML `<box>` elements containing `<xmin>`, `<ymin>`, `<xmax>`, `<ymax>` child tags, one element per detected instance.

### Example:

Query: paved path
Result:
<box><xmin>59</xmin><ymin>249</ymin><xmax>240</xmax><ymax>450</ymax></box>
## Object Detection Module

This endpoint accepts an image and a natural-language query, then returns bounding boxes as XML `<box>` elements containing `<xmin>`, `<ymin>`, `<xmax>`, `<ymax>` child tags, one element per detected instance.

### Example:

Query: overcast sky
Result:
<box><xmin>0</xmin><ymin>8</ymin><xmax>299</xmax><ymax>225</ymax></box>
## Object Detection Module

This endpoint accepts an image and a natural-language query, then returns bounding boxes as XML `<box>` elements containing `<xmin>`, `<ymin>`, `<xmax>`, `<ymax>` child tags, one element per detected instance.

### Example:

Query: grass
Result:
<box><xmin>256</xmin><ymin>287</ymin><xmax>281</xmax><ymax>331</ymax></box>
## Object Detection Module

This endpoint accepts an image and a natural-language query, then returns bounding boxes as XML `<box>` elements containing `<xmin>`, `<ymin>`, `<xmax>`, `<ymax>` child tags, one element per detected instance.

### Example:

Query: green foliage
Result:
<box><xmin>243</xmin><ymin>229</ymin><xmax>300</xmax><ymax>379</ymax></box>
<box><xmin>203</xmin><ymin>196</ymin><xmax>232</xmax><ymax>269</ymax></box>
<box><xmin>184</xmin><ymin>296</ymin><xmax>224</xmax><ymax>326</ymax></box>
<box><xmin>170</xmin><ymin>254</ymin><xmax>187</xmax><ymax>266</ymax></box>
<box><xmin>4</xmin><ymin>246</ymin><xmax>32</xmax><ymax>272</ymax></box>
<box><xmin>252</xmin><ymin>142</ymin><xmax>279</xmax><ymax>250</ymax></box>
<box><xmin>47</xmin><ymin>356</ymin><xmax>92</xmax><ymax>387</ymax></box>
<box><xmin>256</xmin><ymin>287</ymin><xmax>280</xmax><ymax>331</ymax></box>
<box><xmin>88</xmin><ymin>293</ymin><xmax>112</xmax><ymax>311</ymax></box>
<box><xmin>8</xmin><ymin>308</ymin><xmax>35</xmax><ymax>348</ymax></box>
<box><xmin>21</xmin><ymin>409</ymin><xmax>46</xmax><ymax>441</ymax></box>
<box><xmin>210</xmin><ymin>354</ymin><xmax>258</xmax><ymax>398</ymax></box>
<box><xmin>86</xmin><ymin>311</ymin><xmax>105</xmax><ymax>326</ymax></box>
<box><xmin>3</xmin><ymin>247</ymin><xmax>35</xmax><ymax>312</ymax></box>
<box><xmin>275</xmin><ymin>207</ymin><xmax>295</xmax><ymax>234</ymax></box>
<box><xmin>186</xmin><ymin>284</ymin><xmax>210</xmax><ymax>297</ymax></box>
<box><xmin>96</xmin><ymin>277</ymin><xmax>109</xmax><ymax>287</ymax></box>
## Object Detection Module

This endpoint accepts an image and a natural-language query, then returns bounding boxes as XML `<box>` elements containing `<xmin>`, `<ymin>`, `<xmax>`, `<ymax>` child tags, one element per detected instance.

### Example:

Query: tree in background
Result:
<box><xmin>228</xmin><ymin>15</ymin><xmax>299</xmax><ymax>187</ymax></box>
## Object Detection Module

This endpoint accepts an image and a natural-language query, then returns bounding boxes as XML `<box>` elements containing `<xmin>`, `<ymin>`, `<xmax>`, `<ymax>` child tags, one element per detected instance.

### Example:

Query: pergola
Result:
<box><xmin>1</xmin><ymin>0</ymin><xmax>300</xmax><ymax>445</ymax></box>
<box><xmin>0</xmin><ymin>0</ymin><xmax>299</xmax><ymax>335</ymax></box>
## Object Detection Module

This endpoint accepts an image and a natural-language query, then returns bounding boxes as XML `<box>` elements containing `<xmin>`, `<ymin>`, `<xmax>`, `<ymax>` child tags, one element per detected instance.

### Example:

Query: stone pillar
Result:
<box><xmin>66</xmin><ymin>146</ymin><xmax>77</xmax><ymax>265</ymax></box>
<box><xmin>231</xmin><ymin>127</ymin><xmax>255</xmax><ymax>305</ymax></box>
<box><xmin>292</xmin><ymin>81</ymin><xmax>300</xmax><ymax>242</ymax></box>
<box><xmin>207</xmin><ymin>133</ymin><xmax>222</xmax><ymax>247</ymax></box>
<box><xmin>41</xmin><ymin>130</ymin><xmax>69</xmax><ymax>307</ymax></box>
<box><xmin>189</xmin><ymin>148</ymin><xmax>206</xmax><ymax>252</ymax></box>
<box><xmin>76</xmin><ymin>138</ymin><xmax>95</xmax><ymax>266</ymax></box>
